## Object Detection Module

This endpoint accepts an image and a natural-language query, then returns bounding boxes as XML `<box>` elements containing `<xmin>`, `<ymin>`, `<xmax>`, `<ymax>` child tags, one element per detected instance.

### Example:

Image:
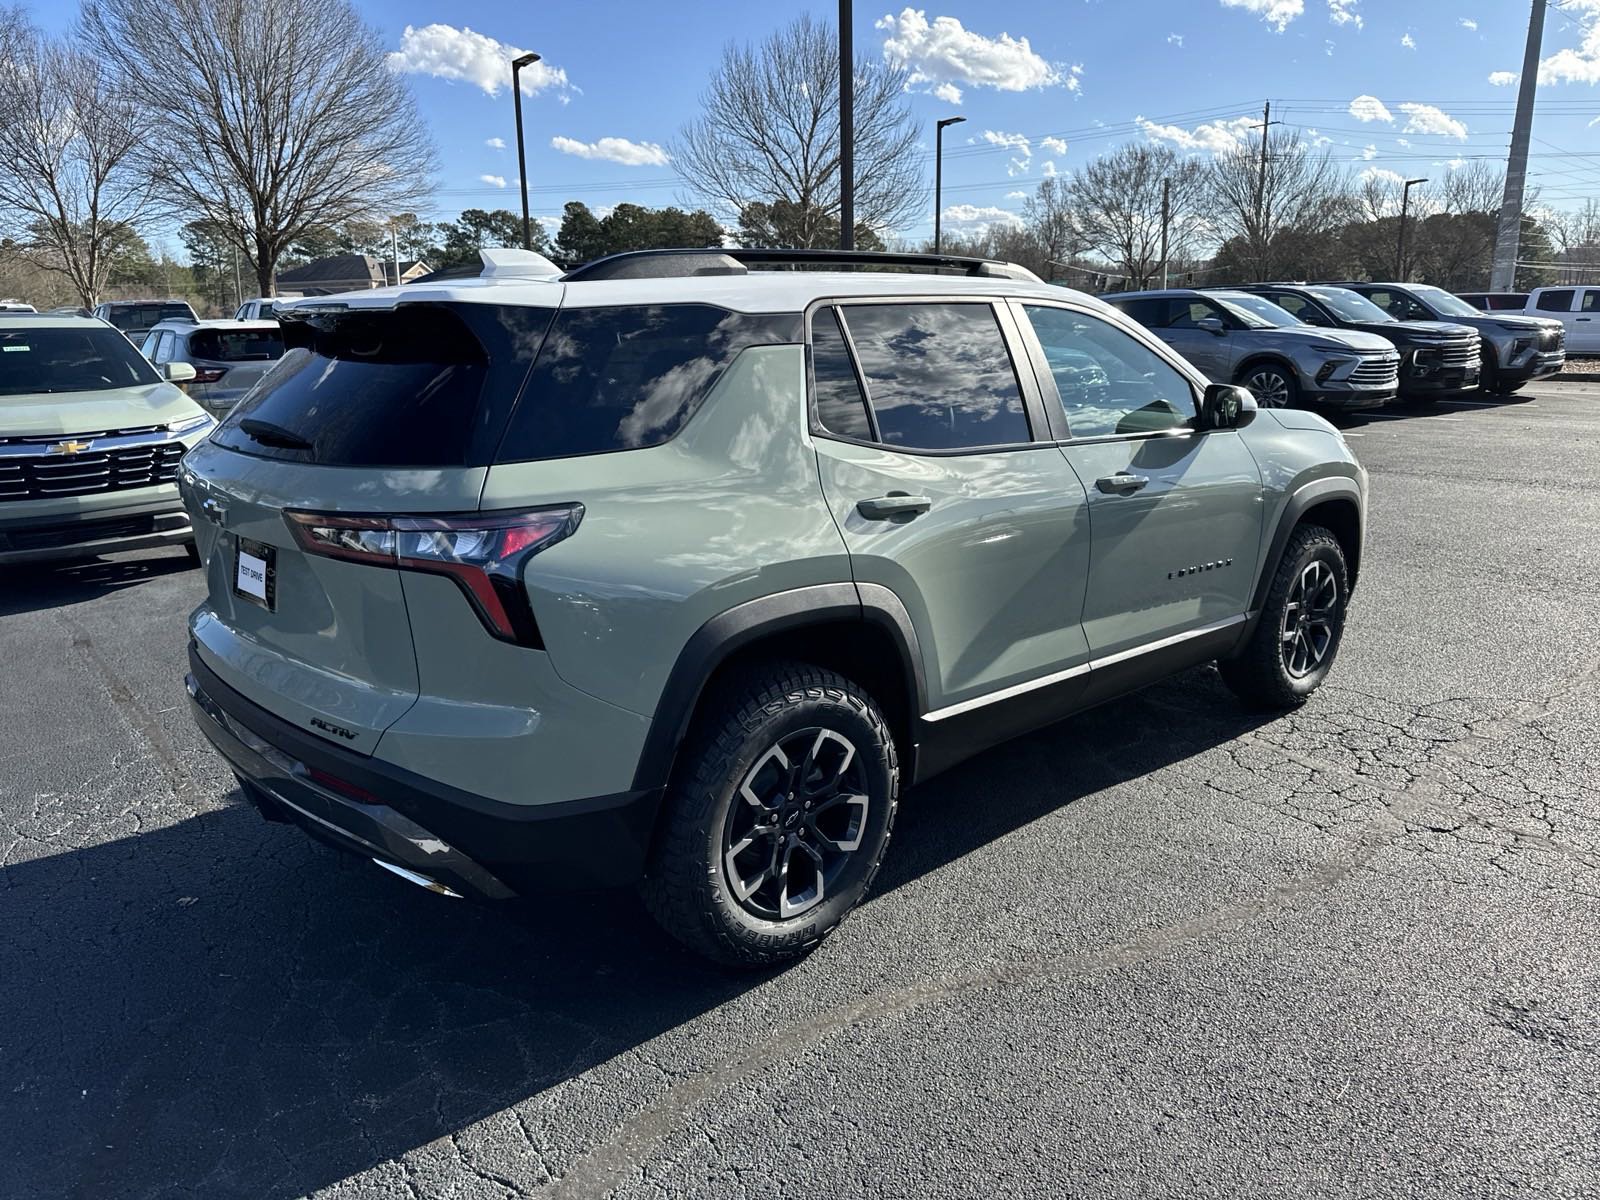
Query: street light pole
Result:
<box><xmin>839</xmin><ymin>0</ymin><xmax>854</xmax><ymax>250</ymax></box>
<box><xmin>933</xmin><ymin>116</ymin><xmax>966</xmax><ymax>255</ymax></box>
<box><xmin>511</xmin><ymin>51</ymin><xmax>541</xmax><ymax>251</ymax></box>
<box><xmin>1396</xmin><ymin>177</ymin><xmax>1428</xmax><ymax>280</ymax></box>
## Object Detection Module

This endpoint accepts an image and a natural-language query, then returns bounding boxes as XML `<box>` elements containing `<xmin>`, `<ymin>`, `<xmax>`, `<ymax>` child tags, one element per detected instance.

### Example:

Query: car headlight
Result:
<box><xmin>167</xmin><ymin>413</ymin><xmax>215</xmax><ymax>435</ymax></box>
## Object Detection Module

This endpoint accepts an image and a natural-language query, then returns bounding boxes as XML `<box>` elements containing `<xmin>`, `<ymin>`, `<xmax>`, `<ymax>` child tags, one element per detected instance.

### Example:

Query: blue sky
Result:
<box><xmin>21</xmin><ymin>0</ymin><xmax>1600</xmax><ymax>244</ymax></box>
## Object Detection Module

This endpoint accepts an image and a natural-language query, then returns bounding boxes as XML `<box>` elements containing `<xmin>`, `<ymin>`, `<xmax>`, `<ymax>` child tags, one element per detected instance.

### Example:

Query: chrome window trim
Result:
<box><xmin>921</xmin><ymin>612</ymin><xmax>1253</xmax><ymax>722</ymax></box>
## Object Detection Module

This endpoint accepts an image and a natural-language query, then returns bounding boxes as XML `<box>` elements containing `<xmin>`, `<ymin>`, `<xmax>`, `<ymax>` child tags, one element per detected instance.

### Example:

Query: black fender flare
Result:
<box><xmin>1248</xmin><ymin>476</ymin><xmax>1364</xmax><ymax>617</ymax></box>
<box><xmin>629</xmin><ymin>582</ymin><xmax>927</xmax><ymax>793</ymax></box>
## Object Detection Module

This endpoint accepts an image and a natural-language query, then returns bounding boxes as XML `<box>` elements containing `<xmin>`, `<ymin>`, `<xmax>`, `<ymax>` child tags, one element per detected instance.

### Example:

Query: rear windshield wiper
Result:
<box><xmin>238</xmin><ymin>417</ymin><xmax>313</xmax><ymax>451</ymax></box>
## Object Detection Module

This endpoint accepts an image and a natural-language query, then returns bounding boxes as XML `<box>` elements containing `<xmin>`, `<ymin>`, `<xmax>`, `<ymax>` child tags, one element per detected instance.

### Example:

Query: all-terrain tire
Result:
<box><xmin>640</xmin><ymin>662</ymin><xmax>899</xmax><ymax>968</ymax></box>
<box><xmin>1219</xmin><ymin>524</ymin><xmax>1349</xmax><ymax>710</ymax></box>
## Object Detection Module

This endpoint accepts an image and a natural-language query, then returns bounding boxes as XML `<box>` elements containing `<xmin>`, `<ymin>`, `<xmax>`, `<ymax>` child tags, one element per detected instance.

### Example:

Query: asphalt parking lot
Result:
<box><xmin>5</xmin><ymin>381</ymin><xmax>1599</xmax><ymax>1200</ymax></box>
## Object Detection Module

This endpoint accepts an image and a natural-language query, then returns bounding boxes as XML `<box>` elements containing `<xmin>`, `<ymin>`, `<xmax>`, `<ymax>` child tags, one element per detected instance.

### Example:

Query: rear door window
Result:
<box><xmin>1536</xmin><ymin>289</ymin><xmax>1575</xmax><ymax>313</ymax></box>
<box><xmin>212</xmin><ymin>303</ymin><xmax>554</xmax><ymax>467</ymax></box>
<box><xmin>495</xmin><ymin>305</ymin><xmax>799</xmax><ymax>462</ymax></box>
<box><xmin>809</xmin><ymin>307</ymin><xmax>873</xmax><ymax>440</ymax></box>
<box><xmin>188</xmin><ymin>328</ymin><xmax>285</xmax><ymax>362</ymax></box>
<box><xmin>838</xmin><ymin>302</ymin><xmax>1029</xmax><ymax>451</ymax></box>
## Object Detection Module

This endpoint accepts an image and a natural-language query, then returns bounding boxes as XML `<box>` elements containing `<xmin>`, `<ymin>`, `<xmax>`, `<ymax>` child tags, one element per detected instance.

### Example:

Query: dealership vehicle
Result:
<box><xmin>0</xmin><ymin>315</ymin><xmax>212</xmax><ymax>565</ymax></box>
<box><xmin>1230</xmin><ymin>283</ymin><xmax>1481</xmax><ymax>402</ymax></box>
<box><xmin>181</xmin><ymin>247</ymin><xmax>1367</xmax><ymax>966</ymax></box>
<box><xmin>1327</xmin><ymin>282</ymin><xmax>1563</xmax><ymax>395</ymax></box>
<box><xmin>1102</xmin><ymin>288</ymin><xmax>1398</xmax><ymax>410</ymax></box>
<box><xmin>233</xmin><ymin>298</ymin><xmax>281</xmax><ymax>322</ymax></box>
<box><xmin>1456</xmin><ymin>291</ymin><xmax>1530</xmax><ymax>313</ymax></box>
<box><xmin>92</xmin><ymin>299</ymin><xmax>199</xmax><ymax>344</ymax></box>
<box><xmin>1519</xmin><ymin>285</ymin><xmax>1600</xmax><ymax>356</ymax></box>
<box><xmin>139</xmin><ymin>319</ymin><xmax>286</xmax><ymax>418</ymax></box>
<box><xmin>0</xmin><ymin>300</ymin><xmax>37</xmax><ymax>313</ymax></box>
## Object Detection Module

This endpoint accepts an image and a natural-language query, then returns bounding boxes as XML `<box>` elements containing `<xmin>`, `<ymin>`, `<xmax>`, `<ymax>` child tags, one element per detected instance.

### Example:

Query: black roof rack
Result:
<box><xmin>561</xmin><ymin>247</ymin><xmax>1041</xmax><ymax>283</ymax></box>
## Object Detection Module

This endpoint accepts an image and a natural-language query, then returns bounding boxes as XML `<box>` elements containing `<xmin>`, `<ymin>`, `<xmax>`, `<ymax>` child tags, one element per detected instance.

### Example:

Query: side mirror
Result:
<box><xmin>1196</xmin><ymin>316</ymin><xmax>1227</xmax><ymax>336</ymax></box>
<box><xmin>1200</xmin><ymin>383</ymin><xmax>1257</xmax><ymax>431</ymax></box>
<box><xmin>161</xmin><ymin>361</ymin><xmax>197</xmax><ymax>384</ymax></box>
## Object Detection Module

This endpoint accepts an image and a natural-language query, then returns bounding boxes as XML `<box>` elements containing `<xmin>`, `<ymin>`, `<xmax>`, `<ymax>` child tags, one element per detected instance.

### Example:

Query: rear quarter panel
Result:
<box><xmin>483</xmin><ymin>343</ymin><xmax>852</xmax><ymax>717</ymax></box>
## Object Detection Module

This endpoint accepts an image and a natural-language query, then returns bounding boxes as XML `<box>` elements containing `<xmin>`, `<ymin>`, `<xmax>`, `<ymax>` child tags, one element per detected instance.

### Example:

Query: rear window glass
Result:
<box><xmin>189</xmin><ymin>328</ymin><xmax>285</xmax><ymax>362</ymax></box>
<box><xmin>495</xmin><ymin>305</ymin><xmax>799</xmax><ymax>462</ymax></box>
<box><xmin>841</xmin><ymin>303</ymin><xmax>1029</xmax><ymax>450</ymax></box>
<box><xmin>212</xmin><ymin>303</ymin><xmax>554</xmax><ymax>467</ymax></box>
<box><xmin>1536</xmin><ymin>290</ymin><xmax>1574</xmax><ymax>312</ymax></box>
<box><xmin>0</xmin><ymin>326</ymin><xmax>160</xmax><ymax>396</ymax></box>
<box><xmin>105</xmin><ymin>303</ymin><xmax>194</xmax><ymax>330</ymax></box>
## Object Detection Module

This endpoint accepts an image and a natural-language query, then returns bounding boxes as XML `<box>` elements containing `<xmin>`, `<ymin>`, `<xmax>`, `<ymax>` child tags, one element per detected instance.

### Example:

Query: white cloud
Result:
<box><xmin>1167</xmin><ymin>32</ymin><xmax>1185</xmax><ymax>47</ymax></box>
<box><xmin>1328</xmin><ymin>0</ymin><xmax>1362</xmax><ymax>29</ymax></box>
<box><xmin>1460</xmin><ymin>18</ymin><xmax>1477</xmax><ymax>31</ymax></box>
<box><xmin>1138</xmin><ymin>113</ymin><xmax>1258</xmax><ymax>154</ymax></box>
<box><xmin>479</xmin><ymin>174</ymin><xmax>507</xmax><ymax>188</ymax></box>
<box><xmin>1360</xmin><ymin>166</ymin><xmax>1405</xmax><ymax>187</ymax></box>
<box><xmin>1219</xmin><ymin>0</ymin><xmax>1304</xmax><ymax>34</ymax></box>
<box><xmin>983</xmin><ymin>129</ymin><xmax>1031</xmax><ymax>156</ymax></box>
<box><xmin>1361</xmin><ymin>143</ymin><xmax>1378</xmax><ymax>160</ymax></box>
<box><xmin>1446</xmin><ymin>157</ymin><xmax>1466</xmax><ymax>169</ymax></box>
<box><xmin>1488</xmin><ymin>70</ymin><xmax>1519</xmax><ymax>86</ymax></box>
<box><xmin>1538</xmin><ymin>12</ymin><xmax>1600</xmax><ymax>85</ymax></box>
<box><xmin>1067</xmin><ymin>63</ymin><xmax>1084</xmax><ymax>93</ymax></box>
<box><xmin>1006</xmin><ymin>190</ymin><xmax>1028</xmax><ymax>199</ymax></box>
<box><xmin>941</xmin><ymin>204</ymin><xmax>1023</xmax><ymax>227</ymax></box>
<box><xmin>1040</xmin><ymin>160</ymin><xmax>1058</xmax><ymax>177</ymax></box>
<box><xmin>877</xmin><ymin>8</ymin><xmax>1064</xmax><ymax>100</ymax></box>
<box><xmin>932</xmin><ymin>82</ymin><xmax>963</xmax><ymax>104</ymax></box>
<box><xmin>1401</xmin><ymin>33</ymin><xmax>1417</xmax><ymax>50</ymax></box>
<box><xmin>485</xmin><ymin>137</ymin><xmax>505</xmax><ymax>149</ymax></box>
<box><xmin>1348</xmin><ymin>94</ymin><xmax>1393</xmax><ymax>122</ymax></box>
<box><xmin>549</xmin><ymin>136</ymin><xmax>670</xmax><ymax>166</ymax></box>
<box><xmin>1308</xmin><ymin>128</ymin><xmax>1332</xmax><ymax>147</ymax></box>
<box><xmin>1399</xmin><ymin>102</ymin><xmax>1468</xmax><ymax>140</ymax></box>
<box><xmin>387</xmin><ymin>24</ymin><xmax>571</xmax><ymax>99</ymax></box>
<box><xmin>1397</xmin><ymin>137</ymin><xmax>1411</xmax><ymax>147</ymax></box>
<box><xmin>1040</xmin><ymin>136</ymin><xmax>1068</xmax><ymax>155</ymax></box>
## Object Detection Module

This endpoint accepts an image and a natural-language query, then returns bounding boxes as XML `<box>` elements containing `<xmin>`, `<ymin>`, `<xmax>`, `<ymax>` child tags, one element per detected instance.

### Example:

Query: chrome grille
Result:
<box><xmin>1438</xmin><ymin>337</ymin><xmax>1480</xmax><ymax>368</ymax></box>
<box><xmin>1349</xmin><ymin>356</ymin><xmax>1400</xmax><ymax>386</ymax></box>
<box><xmin>0</xmin><ymin>440</ymin><xmax>186</xmax><ymax>503</ymax></box>
<box><xmin>1539</xmin><ymin>328</ymin><xmax>1565</xmax><ymax>352</ymax></box>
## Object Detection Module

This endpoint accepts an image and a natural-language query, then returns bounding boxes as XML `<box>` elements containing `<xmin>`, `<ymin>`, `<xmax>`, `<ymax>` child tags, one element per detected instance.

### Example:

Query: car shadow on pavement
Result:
<box><xmin>0</xmin><ymin>552</ymin><xmax>197</xmax><ymax>618</ymax></box>
<box><xmin>0</xmin><ymin>668</ymin><xmax>1271</xmax><ymax>1199</ymax></box>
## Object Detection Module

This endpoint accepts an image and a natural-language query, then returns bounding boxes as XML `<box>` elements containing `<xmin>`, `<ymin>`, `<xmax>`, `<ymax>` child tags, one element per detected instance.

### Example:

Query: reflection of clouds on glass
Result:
<box><xmin>842</xmin><ymin>304</ymin><xmax>1028</xmax><ymax>450</ymax></box>
<box><xmin>1023</xmin><ymin>305</ymin><xmax>1194</xmax><ymax>437</ymax></box>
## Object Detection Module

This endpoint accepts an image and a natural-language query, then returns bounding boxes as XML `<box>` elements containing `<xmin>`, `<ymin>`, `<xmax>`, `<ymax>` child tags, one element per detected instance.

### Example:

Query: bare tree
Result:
<box><xmin>0</xmin><ymin>13</ymin><xmax>153</xmax><ymax>306</ymax></box>
<box><xmin>1437</xmin><ymin>162</ymin><xmax>1505</xmax><ymax>217</ymax></box>
<box><xmin>1208</xmin><ymin>129</ymin><xmax>1353</xmax><ymax>281</ymax></box>
<box><xmin>1543</xmin><ymin>199</ymin><xmax>1600</xmax><ymax>282</ymax></box>
<box><xmin>1023</xmin><ymin>177</ymin><xmax>1077</xmax><ymax>273</ymax></box>
<box><xmin>82</xmin><ymin>0</ymin><xmax>435</xmax><ymax>296</ymax></box>
<box><xmin>1070</xmin><ymin>144</ymin><xmax>1203</xmax><ymax>289</ymax></box>
<box><xmin>675</xmin><ymin>14</ymin><xmax>921</xmax><ymax>247</ymax></box>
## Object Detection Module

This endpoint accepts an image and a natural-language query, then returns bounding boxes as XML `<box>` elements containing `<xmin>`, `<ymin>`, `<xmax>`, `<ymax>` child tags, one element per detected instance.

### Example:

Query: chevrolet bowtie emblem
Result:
<box><xmin>49</xmin><ymin>439</ymin><xmax>93</xmax><ymax>455</ymax></box>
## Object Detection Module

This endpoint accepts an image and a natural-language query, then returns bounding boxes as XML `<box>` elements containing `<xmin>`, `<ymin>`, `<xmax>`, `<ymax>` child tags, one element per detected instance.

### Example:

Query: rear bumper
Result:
<box><xmin>0</xmin><ymin>500</ymin><xmax>191</xmax><ymax>565</ymax></box>
<box><xmin>186</xmin><ymin>647</ymin><xmax>663</xmax><ymax>898</ymax></box>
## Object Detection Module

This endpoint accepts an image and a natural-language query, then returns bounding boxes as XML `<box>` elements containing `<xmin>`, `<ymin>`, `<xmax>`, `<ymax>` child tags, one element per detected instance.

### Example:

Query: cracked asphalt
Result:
<box><xmin>4</xmin><ymin>382</ymin><xmax>1599</xmax><ymax>1199</ymax></box>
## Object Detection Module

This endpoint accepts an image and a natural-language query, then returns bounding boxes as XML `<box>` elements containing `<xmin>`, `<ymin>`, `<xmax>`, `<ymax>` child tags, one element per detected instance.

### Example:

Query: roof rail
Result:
<box><xmin>561</xmin><ymin>247</ymin><xmax>1042</xmax><ymax>283</ymax></box>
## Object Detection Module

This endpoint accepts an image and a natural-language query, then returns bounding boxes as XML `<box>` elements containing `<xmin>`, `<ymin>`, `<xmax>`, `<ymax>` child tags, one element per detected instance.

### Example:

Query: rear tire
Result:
<box><xmin>640</xmin><ymin>662</ymin><xmax>899</xmax><ymax>968</ymax></box>
<box><xmin>1239</xmin><ymin>362</ymin><xmax>1299</xmax><ymax>409</ymax></box>
<box><xmin>1219</xmin><ymin>525</ymin><xmax>1349</xmax><ymax>710</ymax></box>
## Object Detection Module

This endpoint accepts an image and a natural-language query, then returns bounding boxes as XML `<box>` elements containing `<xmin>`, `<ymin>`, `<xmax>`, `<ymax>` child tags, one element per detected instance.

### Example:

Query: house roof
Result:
<box><xmin>277</xmin><ymin>254</ymin><xmax>385</xmax><ymax>286</ymax></box>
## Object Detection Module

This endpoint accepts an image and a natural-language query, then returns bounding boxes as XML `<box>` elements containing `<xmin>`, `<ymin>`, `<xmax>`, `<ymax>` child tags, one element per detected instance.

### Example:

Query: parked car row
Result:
<box><xmin>1102</xmin><ymin>281</ymin><xmax>1567</xmax><ymax>409</ymax></box>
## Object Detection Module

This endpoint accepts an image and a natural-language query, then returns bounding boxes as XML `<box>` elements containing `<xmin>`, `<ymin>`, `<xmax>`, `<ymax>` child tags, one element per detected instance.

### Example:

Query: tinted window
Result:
<box><xmin>214</xmin><ymin>303</ymin><xmax>554</xmax><ymax>467</ymax></box>
<box><xmin>1536</xmin><ymin>289</ymin><xmax>1575</xmax><ymax>312</ymax></box>
<box><xmin>841</xmin><ymin>303</ymin><xmax>1028</xmax><ymax>450</ymax></box>
<box><xmin>1307</xmin><ymin>287</ymin><xmax>1394</xmax><ymax>323</ymax></box>
<box><xmin>0</xmin><ymin>326</ymin><xmax>161</xmax><ymax>396</ymax></box>
<box><xmin>810</xmin><ymin>307</ymin><xmax>872</xmax><ymax>440</ymax></box>
<box><xmin>1267</xmin><ymin>292</ymin><xmax>1330</xmax><ymax>326</ymax></box>
<box><xmin>1023</xmin><ymin>305</ymin><xmax>1196</xmax><ymax>438</ymax></box>
<box><xmin>189</xmin><ymin>328</ymin><xmax>285</xmax><ymax>362</ymax></box>
<box><xmin>1113</xmin><ymin>298</ymin><xmax>1171</xmax><ymax>328</ymax></box>
<box><xmin>497</xmin><ymin>305</ymin><xmax>799</xmax><ymax>463</ymax></box>
<box><xmin>1212</xmin><ymin>293</ymin><xmax>1298</xmax><ymax>329</ymax></box>
<box><xmin>152</xmin><ymin>332</ymin><xmax>173</xmax><ymax>363</ymax></box>
<box><xmin>1168</xmin><ymin>298</ymin><xmax>1226</xmax><ymax>329</ymax></box>
<box><xmin>1362</xmin><ymin>290</ymin><xmax>1431</xmax><ymax>321</ymax></box>
<box><xmin>1583</xmin><ymin>290</ymin><xmax>1600</xmax><ymax>313</ymax></box>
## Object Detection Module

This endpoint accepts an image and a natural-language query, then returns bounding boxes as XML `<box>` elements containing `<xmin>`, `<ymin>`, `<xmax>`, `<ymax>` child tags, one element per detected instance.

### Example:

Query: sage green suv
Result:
<box><xmin>181</xmin><ymin>248</ymin><xmax>1366</xmax><ymax>966</ymax></box>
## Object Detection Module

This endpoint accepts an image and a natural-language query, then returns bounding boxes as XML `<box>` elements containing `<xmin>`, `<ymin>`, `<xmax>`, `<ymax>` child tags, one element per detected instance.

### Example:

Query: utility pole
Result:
<box><xmin>1251</xmin><ymin>101</ymin><xmax>1281</xmax><ymax>280</ymax></box>
<box><xmin>1490</xmin><ymin>0</ymin><xmax>1547</xmax><ymax>290</ymax></box>
<box><xmin>1160</xmin><ymin>178</ymin><xmax>1171</xmax><ymax>288</ymax></box>
<box><xmin>839</xmin><ymin>0</ymin><xmax>854</xmax><ymax>250</ymax></box>
<box><xmin>391</xmin><ymin>220</ymin><xmax>401</xmax><ymax>286</ymax></box>
<box><xmin>1396</xmin><ymin>177</ymin><xmax>1429</xmax><ymax>280</ymax></box>
<box><xmin>231</xmin><ymin>246</ymin><xmax>241</xmax><ymax>310</ymax></box>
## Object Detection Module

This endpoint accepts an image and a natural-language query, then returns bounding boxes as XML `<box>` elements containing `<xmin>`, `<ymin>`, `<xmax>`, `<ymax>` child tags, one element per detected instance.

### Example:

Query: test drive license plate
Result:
<box><xmin>234</xmin><ymin>536</ymin><xmax>276</xmax><ymax>611</ymax></box>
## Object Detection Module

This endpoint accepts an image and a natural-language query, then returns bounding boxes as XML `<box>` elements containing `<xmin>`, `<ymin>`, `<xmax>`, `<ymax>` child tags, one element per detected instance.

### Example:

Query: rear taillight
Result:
<box><xmin>284</xmin><ymin>505</ymin><xmax>583</xmax><ymax>647</ymax></box>
<box><xmin>191</xmin><ymin>367</ymin><xmax>227</xmax><ymax>384</ymax></box>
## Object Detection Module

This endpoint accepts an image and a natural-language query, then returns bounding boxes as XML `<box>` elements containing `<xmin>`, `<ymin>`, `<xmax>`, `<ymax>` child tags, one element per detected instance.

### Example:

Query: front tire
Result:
<box><xmin>641</xmin><ymin>662</ymin><xmax>899</xmax><ymax>968</ymax></box>
<box><xmin>1240</xmin><ymin>362</ymin><xmax>1298</xmax><ymax>409</ymax></box>
<box><xmin>1219</xmin><ymin>525</ymin><xmax>1349</xmax><ymax>709</ymax></box>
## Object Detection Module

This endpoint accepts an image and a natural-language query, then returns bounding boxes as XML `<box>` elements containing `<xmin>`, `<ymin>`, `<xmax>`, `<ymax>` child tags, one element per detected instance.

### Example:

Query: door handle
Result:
<box><xmin>1095</xmin><ymin>473</ymin><xmax>1150</xmax><ymax>495</ymax></box>
<box><xmin>857</xmin><ymin>494</ymin><xmax>932</xmax><ymax>520</ymax></box>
